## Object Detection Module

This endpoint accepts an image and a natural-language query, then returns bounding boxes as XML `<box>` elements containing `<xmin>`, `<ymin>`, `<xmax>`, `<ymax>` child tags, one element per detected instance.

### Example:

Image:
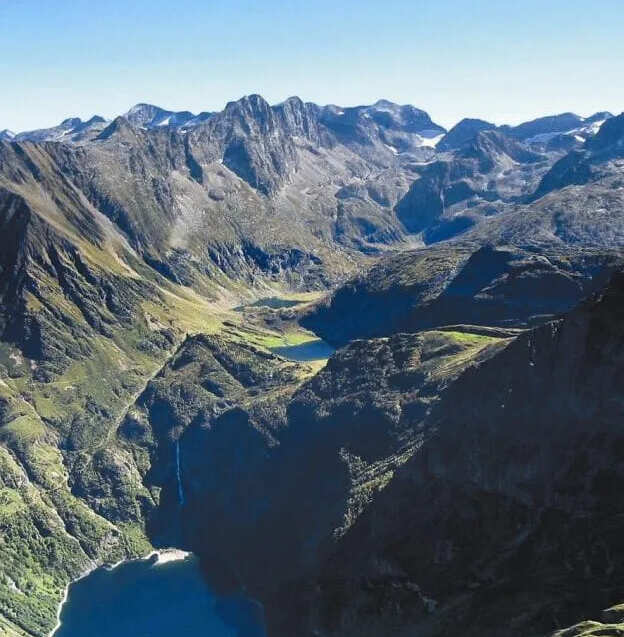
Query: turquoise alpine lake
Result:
<box><xmin>54</xmin><ymin>552</ymin><xmax>265</xmax><ymax>637</ymax></box>
<box><xmin>270</xmin><ymin>338</ymin><xmax>335</xmax><ymax>361</ymax></box>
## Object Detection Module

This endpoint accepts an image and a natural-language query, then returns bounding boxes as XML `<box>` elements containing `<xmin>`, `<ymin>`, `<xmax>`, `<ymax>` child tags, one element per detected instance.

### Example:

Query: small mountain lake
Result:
<box><xmin>270</xmin><ymin>338</ymin><xmax>335</xmax><ymax>362</ymax></box>
<box><xmin>54</xmin><ymin>551</ymin><xmax>265</xmax><ymax>637</ymax></box>
<box><xmin>235</xmin><ymin>296</ymin><xmax>303</xmax><ymax>310</ymax></box>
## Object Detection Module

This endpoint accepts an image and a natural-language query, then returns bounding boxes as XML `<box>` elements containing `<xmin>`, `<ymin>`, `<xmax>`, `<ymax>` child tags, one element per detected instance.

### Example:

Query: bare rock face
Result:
<box><xmin>207</xmin><ymin>188</ymin><xmax>225</xmax><ymax>201</ymax></box>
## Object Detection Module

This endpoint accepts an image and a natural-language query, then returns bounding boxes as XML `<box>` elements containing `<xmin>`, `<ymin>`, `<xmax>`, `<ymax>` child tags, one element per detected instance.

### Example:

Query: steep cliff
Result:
<box><xmin>271</xmin><ymin>272</ymin><xmax>624</xmax><ymax>636</ymax></box>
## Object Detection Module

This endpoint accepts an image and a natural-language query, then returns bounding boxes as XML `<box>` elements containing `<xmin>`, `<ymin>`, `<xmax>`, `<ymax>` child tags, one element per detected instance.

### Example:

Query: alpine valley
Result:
<box><xmin>2</xmin><ymin>95</ymin><xmax>624</xmax><ymax>637</ymax></box>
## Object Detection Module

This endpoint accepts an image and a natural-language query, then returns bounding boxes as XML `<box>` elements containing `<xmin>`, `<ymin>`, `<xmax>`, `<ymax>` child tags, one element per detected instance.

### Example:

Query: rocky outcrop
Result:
<box><xmin>549</xmin><ymin>604</ymin><xmax>624</xmax><ymax>637</ymax></box>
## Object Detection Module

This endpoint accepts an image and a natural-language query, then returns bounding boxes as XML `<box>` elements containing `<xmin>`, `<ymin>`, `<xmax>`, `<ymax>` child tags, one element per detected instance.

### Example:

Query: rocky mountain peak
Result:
<box><xmin>317</xmin><ymin>99</ymin><xmax>445</xmax><ymax>154</ymax></box>
<box><xmin>585</xmin><ymin>110</ymin><xmax>614</xmax><ymax>124</ymax></box>
<box><xmin>123</xmin><ymin>103</ymin><xmax>206</xmax><ymax>129</ymax></box>
<box><xmin>123</xmin><ymin>103</ymin><xmax>173</xmax><ymax>128</ymax></box>
<box><xmin>502</xmin><ymin>111</ymin><xmax>584</xmax><ymax>140</ymax></box>
<box><xmin>362</xmin><ymin>100</ymin><xmax>443</xmax><ymax>134</ymax></box>
<box><xmin>84</xmin><ymin>115</ymin><xmax>106</xmax><ymax>126</ymax></box>
<box><xmin>59</xmin><ymin>116</ymin><xmax>83</xmax><ymax>128</ymax></box>
<box><xmin>533</xmin><ymin>112</ymin><xmax>624</xmax><ymax>198</ymax></box>
<box><xmin>587</xmin><ymin>112</ymin><xmax>624</xmax><ymax>153</ymax></box>
<box><xmin>461</xmin><ymin>128</ymin><xmax>544</xmax><ymax>164</ymax></box>
<box><xmin>10</xmin><ymin>115</ymin><xmax>109</xmax><ymax>143</ymax></box>
<box><xmin>223</xmin><ymin>93</ymin><xmax>274</xmax><ymax>129</ymax></box>
<box><xmin>437</xmin><ymin>117</ymin><xmax>496</xmax><ymax>151</ymax></box>
<box><xmin>272</xmin><ymin>96</ymin><xmax>322</xmax><ymax>142</ymax></box>
<box><xmin>373</xmin><ymin>98</ymin><xmax>395</xmax><ymax>108</ymax></box>
<box><xmin>96</xmin><ymin>115</ymin><xmax>140</xmax><ymax>141</ymax></box>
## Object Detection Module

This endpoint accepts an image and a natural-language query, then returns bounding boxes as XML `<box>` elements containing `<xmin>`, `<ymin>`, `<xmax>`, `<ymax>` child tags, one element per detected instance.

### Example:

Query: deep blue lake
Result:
<box><xmin>54</xmin><ymin>552</ymin><xmax>265</xmax><ymax>637</ymax></box>
<box><xmin>271</xmin><ymin>338</ymin><xmax>335</xmax><ymax>362</ymax></box>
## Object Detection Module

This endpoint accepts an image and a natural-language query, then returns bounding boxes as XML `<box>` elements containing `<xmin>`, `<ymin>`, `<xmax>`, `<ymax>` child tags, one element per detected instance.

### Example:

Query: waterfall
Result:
<box><xmin>175</xmin><ymin>440</ymin><xmax>185</xmax><ymax>506</ymax></box>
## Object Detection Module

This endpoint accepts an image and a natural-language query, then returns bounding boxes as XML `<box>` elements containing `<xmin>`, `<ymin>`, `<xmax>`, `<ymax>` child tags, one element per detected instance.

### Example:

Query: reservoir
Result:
<box><xmin>54</xmin><ymin>551</ymin><xmax>265</xmax><ymax>637</ymax></box>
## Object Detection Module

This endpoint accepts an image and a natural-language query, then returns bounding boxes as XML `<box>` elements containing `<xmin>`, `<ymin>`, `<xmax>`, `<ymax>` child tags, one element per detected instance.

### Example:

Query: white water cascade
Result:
<box><xmin>175</xmin><ymin>440</ymin><xmax>185</xmax><ymax>506</ymax></box>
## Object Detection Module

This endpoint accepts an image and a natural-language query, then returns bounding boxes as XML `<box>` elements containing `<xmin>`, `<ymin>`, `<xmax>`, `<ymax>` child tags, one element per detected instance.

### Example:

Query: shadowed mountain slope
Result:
<box><xmin>267</xmin><ymin>270</ymin><xmax>624</xmax><ymax>636</ymax></box>
<box><xmin>304</xmin><ymin>244</ymin><xmax>622</xmax><ymax>347</ymax></box>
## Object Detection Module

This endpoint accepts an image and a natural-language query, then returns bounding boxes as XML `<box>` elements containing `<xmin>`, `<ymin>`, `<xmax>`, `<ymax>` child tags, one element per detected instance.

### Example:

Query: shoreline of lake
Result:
<box><xmin>49</xmin><ymin>548</ymin><xmax>193</xmax><ymax>637</ymax></box>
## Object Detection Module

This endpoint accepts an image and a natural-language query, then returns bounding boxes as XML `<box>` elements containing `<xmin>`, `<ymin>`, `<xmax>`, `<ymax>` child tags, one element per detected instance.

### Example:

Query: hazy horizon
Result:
<box><xmin>1</xmin><ymin>0</ymin><xmax>623</xmax><ymax>132</ymax></box>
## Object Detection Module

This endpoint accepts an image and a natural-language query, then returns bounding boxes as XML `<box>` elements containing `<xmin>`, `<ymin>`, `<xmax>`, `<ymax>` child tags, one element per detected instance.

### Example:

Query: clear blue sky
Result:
<box><xmin>1</xmin><ymin>0</ymin><xmax>622</xmax><ymax>132</ymax></box>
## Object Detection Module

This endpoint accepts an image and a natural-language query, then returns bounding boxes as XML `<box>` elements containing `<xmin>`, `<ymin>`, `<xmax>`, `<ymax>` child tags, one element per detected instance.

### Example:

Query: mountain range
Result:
<box><xmin>1</xmin><ymin>93</ymin><xmax>624</xmax><ymax>637</ymax></box>
<box><xmin>7</xmin><ymin>100</ymin><xmax>611</xmax><ymax>149</ymax></box>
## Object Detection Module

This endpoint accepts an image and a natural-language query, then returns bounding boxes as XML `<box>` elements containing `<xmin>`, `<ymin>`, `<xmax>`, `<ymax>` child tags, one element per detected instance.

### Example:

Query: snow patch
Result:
<box><xmin>526</xmin><ymin>131</ymin><xmax>562</xmax><ymax>144</ymax></box>
<box><xmin>589</xmin><ymin>120</ymin><xmax>606</xmax><ymax>134</ymax></box>
<box><xmin>527</xmin><ymin>119</ymin><xmax>607</xmax><ymax>144</ymax></box>
<box><xmin>419</xmin><ymin>133</ymin><xmax>444</xmax><ymax>148</ymax></box>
